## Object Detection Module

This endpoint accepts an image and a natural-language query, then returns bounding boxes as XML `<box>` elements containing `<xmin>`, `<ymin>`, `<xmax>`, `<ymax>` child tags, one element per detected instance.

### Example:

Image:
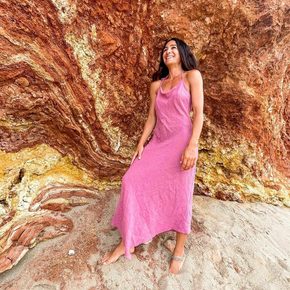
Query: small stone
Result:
<box><xmin>68</xmin><ymin>249</ymin><xmax>75</xmax><ymax>256</ymax></box>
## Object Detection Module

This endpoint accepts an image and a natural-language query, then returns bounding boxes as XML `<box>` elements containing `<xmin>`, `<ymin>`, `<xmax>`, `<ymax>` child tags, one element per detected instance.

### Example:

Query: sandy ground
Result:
<box><xmin>0</xmin><ymin>189</ymin><xmax>289</xmax><ymax>290</ymax></box>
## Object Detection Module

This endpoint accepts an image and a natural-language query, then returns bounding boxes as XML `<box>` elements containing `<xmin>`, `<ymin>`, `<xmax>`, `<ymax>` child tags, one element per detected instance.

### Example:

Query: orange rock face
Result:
<box><xmin>0</xmin><ymin>0</ymin><xmax>289</xmax><ymax>273</ymax></box>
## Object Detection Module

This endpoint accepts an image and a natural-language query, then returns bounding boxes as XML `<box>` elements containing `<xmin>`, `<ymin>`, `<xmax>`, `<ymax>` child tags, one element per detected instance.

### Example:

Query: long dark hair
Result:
<box><xmin>152</xmin><ymin>37</ymin><xmax>199</xmax><ymax>81</ymax></box>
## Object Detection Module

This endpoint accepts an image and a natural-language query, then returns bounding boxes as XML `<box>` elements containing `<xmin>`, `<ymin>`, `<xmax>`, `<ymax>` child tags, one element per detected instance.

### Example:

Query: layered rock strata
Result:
<box><xmin>0</xmin><ymin>0</ymin><xmax>289</xmax><ymax>273</ymax></box>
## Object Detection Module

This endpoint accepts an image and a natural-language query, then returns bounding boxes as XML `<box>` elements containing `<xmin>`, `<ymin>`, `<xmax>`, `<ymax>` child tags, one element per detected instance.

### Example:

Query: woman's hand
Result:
<box><xmin>180</xmin><ymin>145</ymin><xmax>198</xmax><ymax>170</ymax></box>
<box><xmin>130</xmin><ymin>144</ymin><xmax>144</xmax><ymax>165</ymax></box>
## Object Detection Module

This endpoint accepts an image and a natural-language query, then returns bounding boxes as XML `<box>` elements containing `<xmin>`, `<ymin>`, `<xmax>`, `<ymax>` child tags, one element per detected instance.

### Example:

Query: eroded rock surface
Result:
<box><xmin>0</xmin><ymin>191</ymin><xmax>289</xmax><ymax>290</ymax></box>
<box><xmin>0</xmin><ymin>0</ymin><xmax>289</xmax><ymax>274</ymax></box>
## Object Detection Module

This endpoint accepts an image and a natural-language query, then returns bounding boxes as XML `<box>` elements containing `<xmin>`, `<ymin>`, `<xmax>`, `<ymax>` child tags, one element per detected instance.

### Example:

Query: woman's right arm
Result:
<box><xmin>137</xmin><ymin>80</ymin><xmax>160</xmax><ymax>147</ymax></box>
<box><xmin>131</xmin><ymin>80</ymin><xmax>160</xmax><ymax>163</ymax></box>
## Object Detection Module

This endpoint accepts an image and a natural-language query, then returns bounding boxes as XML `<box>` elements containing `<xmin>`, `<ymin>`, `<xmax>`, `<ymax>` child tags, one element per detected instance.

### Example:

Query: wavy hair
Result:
<box><xmin>152</xmin><ymin>37</ymin><xmax>199</xmax><ymax>81</ymax></box>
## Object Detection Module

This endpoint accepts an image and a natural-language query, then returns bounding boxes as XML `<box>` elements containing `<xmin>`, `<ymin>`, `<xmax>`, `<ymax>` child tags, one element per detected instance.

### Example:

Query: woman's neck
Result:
<box><xmin>167</xmin><ymin>66</ymin><xmax>184</xmax><ymax>80</ymax></box>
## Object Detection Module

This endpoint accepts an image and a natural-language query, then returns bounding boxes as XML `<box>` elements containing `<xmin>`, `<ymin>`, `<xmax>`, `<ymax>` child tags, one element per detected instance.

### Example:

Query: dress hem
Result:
<box><xmin>111</xmin><ymin>221</ymin><xmax>191</xmax><ymax>260</ymax></box>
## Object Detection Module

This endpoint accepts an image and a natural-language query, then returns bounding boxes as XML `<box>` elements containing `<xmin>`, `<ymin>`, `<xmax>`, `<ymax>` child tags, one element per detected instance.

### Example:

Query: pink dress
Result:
<box><xmin>111</xmin><ymin>72</ymin><xmax>198</xmax><ymax>259</ymax></box>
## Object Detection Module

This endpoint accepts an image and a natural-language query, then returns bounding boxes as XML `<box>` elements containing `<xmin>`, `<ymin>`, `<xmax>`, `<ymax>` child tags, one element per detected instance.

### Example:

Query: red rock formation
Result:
<box><xmin>0</xmin><ymin>214</ymin><xmax>73</xmax><ymax>273</ymax></box>
<box><xmin>0</xmin><ymin>183</ymin><xmax>98</xmax><ymax>273</ymax></box>
<box><xmin>0</xmin><ymin>0</ymin><xmax>289</xmax><ymax>274</ymax></box>
<box><xmin>0</xmin><ymin>0</ymin><xmax>126</xmax><ymax>180</ymax></box>
<box><xmin>0</xmin><ymin>0</ymin><xmax>289</xmax><ymax>178</ymax></box>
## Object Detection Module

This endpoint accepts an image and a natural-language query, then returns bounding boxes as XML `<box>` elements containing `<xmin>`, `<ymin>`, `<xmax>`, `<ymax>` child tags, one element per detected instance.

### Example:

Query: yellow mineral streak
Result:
<box><xmin>64</xmin><ymin>32</ymin><xmax>123</xmax><ymax>152</ymax></box>
<box><xmin>197</xmin><ymin>136</ymin><xmax>290</xmax><ymax>207</ymax></box>
<box><xmin>0</xmin><ymin>144</ymin><xmax>120</xmax><ymax>213</ymax></box>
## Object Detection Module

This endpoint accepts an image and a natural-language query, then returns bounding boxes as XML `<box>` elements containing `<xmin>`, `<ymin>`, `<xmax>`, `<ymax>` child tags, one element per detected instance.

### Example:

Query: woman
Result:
<box><xmin>101</xmin><ymin>37</ymin><xmax>204</xmax><ymax>274</ymax></box>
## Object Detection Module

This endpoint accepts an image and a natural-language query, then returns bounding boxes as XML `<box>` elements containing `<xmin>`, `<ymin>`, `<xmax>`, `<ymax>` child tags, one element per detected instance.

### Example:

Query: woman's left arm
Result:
<box><xmin>180</xmin><ymin>69</ymin><xmax>204</xmax><ymax>170</ymax></box>
<box><xmin>188</xmin><ymin>69</ymin><xmax>204</xmax><ymax>147</ymax></box>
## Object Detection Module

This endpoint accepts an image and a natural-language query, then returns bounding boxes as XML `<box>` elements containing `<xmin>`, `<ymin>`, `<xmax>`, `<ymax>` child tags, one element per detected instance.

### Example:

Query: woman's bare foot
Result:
<box><xmin>101</xmin><ymin>240</ymin><xmax>135</xmax><ymax>265</ymax></box>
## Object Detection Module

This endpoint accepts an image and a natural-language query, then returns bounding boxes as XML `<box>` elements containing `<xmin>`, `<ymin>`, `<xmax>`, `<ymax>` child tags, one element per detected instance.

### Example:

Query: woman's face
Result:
<box><xmin>162</xmin><ymin>40</ymin><xmax>181</xmax><ymax>66</ymax></box>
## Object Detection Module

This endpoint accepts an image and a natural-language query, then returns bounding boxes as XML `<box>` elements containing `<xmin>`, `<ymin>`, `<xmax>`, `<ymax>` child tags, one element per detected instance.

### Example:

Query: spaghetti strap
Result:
<box><xmin>158</xmin><ymin>76</ymin><xmax>167</xmax><ymax>91</ymax></box>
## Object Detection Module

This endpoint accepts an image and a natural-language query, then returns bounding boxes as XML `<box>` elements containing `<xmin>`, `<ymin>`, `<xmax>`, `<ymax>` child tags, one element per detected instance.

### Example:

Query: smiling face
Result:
<box><xmin>162</xmin><ymin>40</ymin><xmax>181</xmax><ymax>67</ymax></box>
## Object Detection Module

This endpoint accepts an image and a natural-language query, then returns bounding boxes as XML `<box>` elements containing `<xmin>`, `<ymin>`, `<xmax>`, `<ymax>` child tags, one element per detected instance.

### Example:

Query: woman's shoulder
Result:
<box><xmin>185</xmin><ymin>69</ymin><xmax>202</xmax><ymax>77</ymax></box>
<box><xmin>185</xmin><ymin>69</ymin><xmax>202</xmax><ymax>83</ymax></box>
<box><xmin>150</xmin><ymin>79</ymin><xmax>162</xmax><ymax>88</ymax></box>
<box><xmin>185</xmin><ymin>68</ymin><xmax>201</xmax><ymax>75</ymax></box>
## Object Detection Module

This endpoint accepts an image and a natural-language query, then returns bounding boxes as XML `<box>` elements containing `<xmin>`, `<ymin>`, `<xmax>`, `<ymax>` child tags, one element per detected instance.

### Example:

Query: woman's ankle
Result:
<box><xmin>173</xmin><ymin>246</ymin><xmax>185</xmax><ymax>256</ymax></box>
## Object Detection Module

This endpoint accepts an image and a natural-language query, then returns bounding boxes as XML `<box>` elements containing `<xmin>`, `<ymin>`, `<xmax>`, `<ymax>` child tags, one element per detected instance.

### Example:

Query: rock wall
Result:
<box><xmin>0</xmin><ymin>0</ymin><xmax>289</xmax><ymax>273</ymax></box>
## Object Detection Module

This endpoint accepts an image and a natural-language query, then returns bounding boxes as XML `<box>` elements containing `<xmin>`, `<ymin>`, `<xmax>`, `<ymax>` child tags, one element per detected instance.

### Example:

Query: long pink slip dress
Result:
<box><xmin>111</xmin><ymin>72</ymin><xmax>198</xmax><ymax>259</ymax></box>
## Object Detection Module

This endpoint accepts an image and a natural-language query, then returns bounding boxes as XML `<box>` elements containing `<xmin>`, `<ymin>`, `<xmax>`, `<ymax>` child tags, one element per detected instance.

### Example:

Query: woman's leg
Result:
<box><xmin>169</xmin><ymin>231</ymin><xmax>187</xmax><ymax>273</ymax></box>
<box><xmin>101</xmin><ymin>239</ymin><xmax>135</xmax><ymax>265</ymax></box>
